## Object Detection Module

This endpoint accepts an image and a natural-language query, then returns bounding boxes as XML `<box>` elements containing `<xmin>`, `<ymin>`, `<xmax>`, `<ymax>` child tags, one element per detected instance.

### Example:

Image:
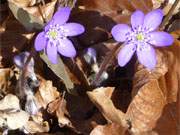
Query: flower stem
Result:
<box><xmin>160</xmin><ymin>0</ymin><xmax>180</xmax><ymax>30</ymax></box>
<box><xmin>92</xmin><ymin>43</ymin><xmax>121</xmax><ymax>86</ymax></box>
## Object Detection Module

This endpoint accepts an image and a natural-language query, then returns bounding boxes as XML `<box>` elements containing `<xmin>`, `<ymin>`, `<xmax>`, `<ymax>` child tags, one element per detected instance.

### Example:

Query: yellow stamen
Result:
<box><xmin>48</xmin><ymin>30</ymin><xmax>58</xmax><ymax>39</ymax></box>
<box><xmin>136</xmin><ymin>33</ymin><xmax>144</xmax><ymax>41</ymax></box>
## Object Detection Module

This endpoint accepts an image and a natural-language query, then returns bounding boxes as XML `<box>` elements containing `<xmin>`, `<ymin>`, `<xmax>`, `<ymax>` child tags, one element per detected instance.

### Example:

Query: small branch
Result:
<box><xmin>60</xmin><ymin>91</ymin><xmax>66</xmax><ymax>108</ymax></box>
<box><xmin>160</xmin><ymin>0</ymin><xmax>180</xmax><ymax>30</ymax></box>
<box><xmin>92</xmin><ymin>43</ymin><xmax>121</xmax><ymax>86</ymax></box>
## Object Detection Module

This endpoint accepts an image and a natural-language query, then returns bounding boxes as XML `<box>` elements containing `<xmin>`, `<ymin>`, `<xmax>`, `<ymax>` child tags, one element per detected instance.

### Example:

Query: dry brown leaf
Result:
<box><xmin>154</xmin><ymin>102</ymin><xmax>178</xmax><ymax>135</ymax></box>
<box><xmin>81</xmin><ymin>0</ymin><xmax>132</xmax><ymax>13</ymax></box>
<box><xmin>0</xmin><ymin>94</ymin><xmax>20</xmax><ymax>110</ymax></box>
<box><xmin>90</xmin><ymin>123</ymin><xmax>126</xmax><ymax>135</ymax></box>
<box><xmin>82</xmin><ymin>0</ymin><xmax>152</xmax><ymax>14</ymax></box>
<box><xmin>24</xmin><ymin>114</ymin><xmax>49</xmax><ymax>133</ymax></box>
<box><xmin>35</xmin><ymin>80</ymin><xmax>60</xmax><ymax>109</ymax></box>
<box><xmin>158</xmin><ymin>39</ymin><xmax>180</xmax><ymax>103</ymax></box>
<box><xmin>87</xmin><ymin>87</ymin><xmax>126</xmax><ymax>126</ymax></box>
<box><xmin>10</xmin><ymin>0</ymin><xmax>33</xmax><ymax>7</ymax></box>
<box><xmin>0</xmin><ymin>68</ymin><xmax>12</xmax><ymax>94</ymax></box>
<box><xmin>0</xmin><ymin>94</ymin><xmax>30</xmax><ymax>130</ymax></box>
<box><xmin>0</xmin><ymin>110</ymin><xmax>29</xmax><ymax>130</ymax></box>
<box><xmin>48</xmin><ymin>97</ymin><xmax>72</xmax><ymax>128</ymax></box>
<box><xmin>130</xmin><ymin>0</ymin><xmax>153</xmax><ymax>13</ymax></box>
<box><xmin>24</xmin><ymin>121</ymin><xmax>49</xmax><ymax>133</ymax></box>
<box><xmin>8</xmin><ymin>0</ymin><xmax>57</xmax><ymax>30</ymax></box>
<box><xmin>19</xmin><ymin>79</ymin><xmax>60</xmax><ymax>133</ymax></box>
<box><xmin>134</xmin><ymin>38</ymin><xmax>180</xmax><ymax>103</ymax></box>
<box><xmin>130</xmin><ymin>35</ymin><xmax>180</xmax><ymax>134</ymax></box>
<box><xmin>132</xmin><ymin>49</ymin><xmax>168</xmax><ymax>97</ymax></box>
<box><xmin>152</xmin><ymin>0</ymin><xmax>166</xmax><ymax>9</ymax></box>
<box><xmin>126</xmin><ymin>80</ymin><xmax>166</xmax><ymax>134</ymax></box>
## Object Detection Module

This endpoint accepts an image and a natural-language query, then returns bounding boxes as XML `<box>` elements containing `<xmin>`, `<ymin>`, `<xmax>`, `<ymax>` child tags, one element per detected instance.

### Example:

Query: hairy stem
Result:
<box><xmin>92</xmin><ymin>43</ymin><xmax>121</xmax><ymax>86</ymax></box>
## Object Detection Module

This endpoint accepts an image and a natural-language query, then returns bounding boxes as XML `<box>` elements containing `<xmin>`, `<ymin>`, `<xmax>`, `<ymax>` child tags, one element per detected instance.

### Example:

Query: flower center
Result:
<box><xmin>136</xmin><ymin>33</ymin><xmax>144</xmax><ymax>41</ymax></box>
<box><xmin>45</xmin><ymin>24</ymin><xmax>67</xmax><ymax>43</ymax></box>
<box><xmin>48</xmin><ymin>30</ymin><xmax>58</xmax><ymax>40</ymax></box>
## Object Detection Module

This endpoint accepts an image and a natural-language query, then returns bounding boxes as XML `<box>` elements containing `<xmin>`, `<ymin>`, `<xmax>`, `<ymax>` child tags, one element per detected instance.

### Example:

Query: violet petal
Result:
<box><xmin>46</xmin><ymin>42</ymin><xmax>58</xmax><ymax>64</ymax></box>
<box><xmin>137</xmin><ymin>43</ymin><xmax>156</xmax><ymax>69</ymax></box>
<box><xmin>148</xmin><ymin>32</ymin><xmax>174</xmax><ymax>46</ymax></box>
<box><xmin>44</xmin><ymin>20</ymin><xmax>54</xmax><ymax>32</ymax></box>
<box><xmin>62</xmin><ymin>23</ymin><xmax>85</xmax><ymax>36</ymax></box>
<box><xmin>57</xmin><ymin>38</ymin><xmax>76</xmax><ymax>57</ymax></box>
<box><xmin>131</xmin><ymin>10</ymin><xmax>144</xmax><ymax>30</ymax></box>
<box><xmin>143</xmin><ymin>9</ymin><xmax>163</xmax><ymax>31</ymax></box>
<box><xmin>53</xmin><ymin>7</ymin><xmax>71</xmax><ymax>25</ymax></box>
<box><xmin>111</xmin><ymin>24</ymin><xmax>131</xmax><ymax>42</ymax></box>
<box><xmin>34</xmin><ymin>32</ymin><xmax>46</xmax><ymax>51</ymax></box>
<box><xmin>118</xmin><ymin>43</ymin><xmax>136</xmax><ymax>67</ymax></box>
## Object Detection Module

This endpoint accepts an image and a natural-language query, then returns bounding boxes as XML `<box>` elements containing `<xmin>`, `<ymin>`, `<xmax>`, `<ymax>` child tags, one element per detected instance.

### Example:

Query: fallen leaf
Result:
<box><xmin>82</xmin><ymin>0</ymin><xmax>152</xmax><ymax>14</ymax></box>
<box><xmin>24</xmin><ymin>114</ymin><xmax>49</xmax><ymax>133</ymax></box>
<box><xmin>126</xmin><ymin>80</ymin><xmax>166</xmax><ymax>133</ymax></box>
<box><xmin>130</xmin><ymin>0</ymin><xmax>153</xmax><ymax>13</ymax></box>
<box><xmin>152</xmin><ymin>0</ymin><xmax>166</xmax><ymax>9</ymax></box>
<box><xmin>129</xmin><ymin>35</ymin><xmax>180</xmax><ymax>134</ymax></box>
<box><xmin>159</xmin><ymin>39</ymin><xmax>180</xmax><ymax>103</ymax></box>
<box><xmin>0</xmin><ymin>110</ymin><xmax>29</xmax><ymax>130</ymax></box>
<box><xmin>87</xmin><ymin>87</ymin><xmax>126</xmax><ymax>126</ymax></box>
<box><xmin>35</xmin><ymin>80</ymin><xmax>60</xmax><ymax>109</ymax></box>
<box><xmin>8</xmin><ymin>0</ymin><xmax>57</xmax><ymax>31</ymax></box>
<box><xmin>133</xmin><ymin>49</ymin><xmax>168</xmax><ymax>97</ymax></box>
<box><xmin>90</xmin><ymin>123</ymin><xmax>126</xmax><ymax>135</ymax></box>
<box><xmin>0</xmin><ymin>68</ymin><xmax>12</xmax><ymax>94</ymax></box>
<box><xmin>0</xmin><ymin>94</ymin><xmax>30</xmax><ymax>130</ymax></box>
<box><xmin>48</xmin><ymin>96</ymin><xmax>72</xmax><ymax>128</ymax></box>
<box><xmin>154</xmin><ymin>102</ymin><xmax>178</xmax><ymax>135</ymax></box>
<box><xmin>0</xmin><ymin>94</ymin><xmax>20</xmax><ymax>110</ymax></box>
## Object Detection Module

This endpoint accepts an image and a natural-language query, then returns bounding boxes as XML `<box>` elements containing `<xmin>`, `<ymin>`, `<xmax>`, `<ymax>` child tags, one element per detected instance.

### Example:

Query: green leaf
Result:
<box><xmin>40</xmin><ymin>52</ymin><xmax>77</xmax><ymax>95</ymax></box>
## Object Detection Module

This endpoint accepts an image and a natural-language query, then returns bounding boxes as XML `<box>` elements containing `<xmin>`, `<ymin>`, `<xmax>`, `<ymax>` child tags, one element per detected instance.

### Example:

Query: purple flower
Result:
<box><xmin>35</xmin><ymin>7</ymin><xmax>85</xmax><ymax>64</ymax></box>
<box><xmin>111</xmin><ymin>9</ymin><xmax>174</xmax><ymax>69</ymax></box>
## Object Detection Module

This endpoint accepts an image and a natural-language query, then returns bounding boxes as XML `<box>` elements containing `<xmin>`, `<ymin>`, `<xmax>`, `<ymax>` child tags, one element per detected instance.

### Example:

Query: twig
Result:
<box><xmin>60</xmin><ymin>91</ymin><xmax>66</xmax><ymax>108</ymax></box>
<box><xmin>160</xmin><ymin>0</ymin><xmax>180</xmax><ymax>30</ymax></box>
<box><xmin>92</xmin><ymin>43</ymin><xmax>121</xmax><ymax>86</ymax></box>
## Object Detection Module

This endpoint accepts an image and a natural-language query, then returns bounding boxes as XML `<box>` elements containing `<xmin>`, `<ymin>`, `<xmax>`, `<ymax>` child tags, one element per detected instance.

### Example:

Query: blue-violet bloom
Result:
<box><xmin>111</xmin><ymin>9</ymin><xmax>174</xmax><ymax>69</ymax></box>
<box><xmin>35</xmin><ymin>7</ymin><xmax>85</xmax><ymax>64</ymax></box>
